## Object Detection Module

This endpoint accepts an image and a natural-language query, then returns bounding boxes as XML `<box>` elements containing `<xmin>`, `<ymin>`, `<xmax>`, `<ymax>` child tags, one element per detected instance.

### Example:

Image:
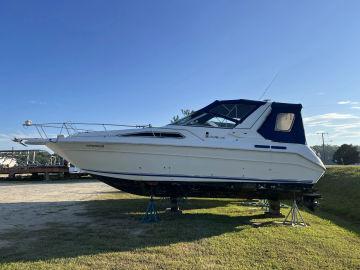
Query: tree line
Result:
<box><xmin>312</xmin><ymin>144</ymin><xmax>360</xmax><ymax>165</ymax></box>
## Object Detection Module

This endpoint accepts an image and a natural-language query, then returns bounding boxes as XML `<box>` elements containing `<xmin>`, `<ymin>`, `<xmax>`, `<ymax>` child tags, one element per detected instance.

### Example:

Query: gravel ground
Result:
<box><xmin>0</xmin><ymin>180</ymin><xmax>116</xmax><ymax>232</ymax></box>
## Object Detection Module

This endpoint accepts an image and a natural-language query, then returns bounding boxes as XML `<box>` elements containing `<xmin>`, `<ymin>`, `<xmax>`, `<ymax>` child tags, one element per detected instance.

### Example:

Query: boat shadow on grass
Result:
<box><xmin>0</xmin><ymin>198</ymin><xmax>272</xmax><ymax>263</ymax></box>
<box><xmin>1</xmin><ymin>197</ymin><xmax>358</xmax><ymax>263</ymax></box>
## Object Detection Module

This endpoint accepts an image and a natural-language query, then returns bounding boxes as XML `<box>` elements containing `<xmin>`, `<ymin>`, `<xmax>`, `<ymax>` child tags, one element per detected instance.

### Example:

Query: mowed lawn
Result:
<box><xmin>0</xmin><ymin>167</ymin><xmax>359</xmax><ymax>270</ymax></box>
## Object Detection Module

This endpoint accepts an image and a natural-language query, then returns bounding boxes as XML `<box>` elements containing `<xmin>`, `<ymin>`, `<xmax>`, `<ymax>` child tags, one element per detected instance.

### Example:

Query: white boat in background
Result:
<box><xmin>15</xmin><ymin>99</ymin><xmax>325</xmax><ymax>209</ymax></box>
<box><xmin>0</xmin><ymin>157</ymin><xmax>17</xmax><ymax>168</ymax></box>
<box><xmin>68</xmin><ymin>165</ymin><xmax>84</xmax><ymax>174</ymax></box>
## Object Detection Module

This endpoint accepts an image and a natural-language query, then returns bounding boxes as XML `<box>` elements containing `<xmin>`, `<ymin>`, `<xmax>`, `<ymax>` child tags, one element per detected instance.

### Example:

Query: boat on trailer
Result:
<box><xmin>16</xmin><ymin>99</ymin><xmax>325</xmax><ymax>210</ymax></box>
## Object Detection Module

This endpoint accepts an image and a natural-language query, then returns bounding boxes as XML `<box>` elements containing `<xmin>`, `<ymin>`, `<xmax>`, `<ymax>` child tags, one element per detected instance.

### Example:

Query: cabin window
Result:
<box><xmin>121</xmin><ymin>132</ymin><xmax>184</xmax><ymax>138</ymax></box>
<box><xmin>171</xmin><ymin>100</ymin><xmax>265</xmax><ymax>128</ymax></box>
<box><xmin>275</xmin><ymin>113</ymin><xmax>295</xmax><ymax>132</ymax></box>
<box><xmin>187</xmin><ymin>115</ymin><xmax>236</xmax><ymax>128</ymax></box>
<box><xmin>209</xmin><ymin>103</ymin><xmax>259</xmax><ymax>122</ymax></box>
<box><xmin>206</xmin><ymin>116</ymin><xmax>236</xmax><ymax>128</ymax></box>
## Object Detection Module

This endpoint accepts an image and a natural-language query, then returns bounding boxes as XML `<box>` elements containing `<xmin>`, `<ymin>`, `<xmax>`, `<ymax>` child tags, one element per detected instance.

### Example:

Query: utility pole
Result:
<box><xmin>317</xmin><ymin>132</ymin><xmax>328</xmax><ymax>163</ymax></box>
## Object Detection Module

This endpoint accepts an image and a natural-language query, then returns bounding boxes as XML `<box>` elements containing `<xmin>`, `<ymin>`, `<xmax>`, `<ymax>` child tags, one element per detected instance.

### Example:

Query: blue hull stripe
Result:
<box><xmin>84</xmin><ymin>169</ymin><xmax>313</xmax><ymax>184</ymax></box>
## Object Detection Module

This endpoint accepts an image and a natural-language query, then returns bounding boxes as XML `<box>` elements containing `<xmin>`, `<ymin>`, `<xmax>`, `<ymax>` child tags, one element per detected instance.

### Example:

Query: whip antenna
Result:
<box><xmin>259</xmin><ymin>71</ymin><xmax>279</xmax><ymax>100</ymax></box>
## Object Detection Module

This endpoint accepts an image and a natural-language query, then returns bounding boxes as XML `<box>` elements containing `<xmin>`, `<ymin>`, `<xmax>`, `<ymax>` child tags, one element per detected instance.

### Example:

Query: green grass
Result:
<box><xmin>316</xmin><ymin>166</ymin><xmax>360</xmax><ymax>223</ymax></box>
<box><xmin>0</xmin><ymin>167</ymin><xmax>359</xmax><ymax>269</ymax></box>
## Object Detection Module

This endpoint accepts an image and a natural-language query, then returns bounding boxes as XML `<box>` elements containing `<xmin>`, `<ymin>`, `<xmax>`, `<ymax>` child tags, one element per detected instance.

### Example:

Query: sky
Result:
<box><xmin>0</xmin><ymin>0</ymin><xmax>359</xmax><ymax>149</ymax></box>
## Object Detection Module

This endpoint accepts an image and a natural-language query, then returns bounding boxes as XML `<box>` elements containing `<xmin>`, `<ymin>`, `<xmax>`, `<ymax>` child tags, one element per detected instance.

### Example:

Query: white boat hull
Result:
<box><xmin>47</xmin><ymin>141</ymin><xmax>324</xmax><ymax>185</ymax></box>
<box><xmin>15</xmin><ymin>99</ymin><xmax>326</xmax><ymax>206</ymax></box>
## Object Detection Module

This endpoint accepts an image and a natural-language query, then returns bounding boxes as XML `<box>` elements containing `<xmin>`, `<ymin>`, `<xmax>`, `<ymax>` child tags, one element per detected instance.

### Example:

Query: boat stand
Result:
<box><xmin>165</xmin><ymin>197</ymin><xmax>183</xmax><ymax>214</ymax></box>
<box><xmin>283</xmin><ymin>199</ymin><xmax>307</xmax><ymax>227</ymax></box>
<box><xmin>265</xmin><ymin>199</ymin><xmax>283</xmax><ymax>217</ymax></box>
<box><xmin>260</xmin><ymin>199</ymin><xmax>269</xmax><ymax>212</ymax></box>
<box><xmin>141</xmin><ymin>196</ymin><xmax>160</xmax><ymax>223</ymax></box>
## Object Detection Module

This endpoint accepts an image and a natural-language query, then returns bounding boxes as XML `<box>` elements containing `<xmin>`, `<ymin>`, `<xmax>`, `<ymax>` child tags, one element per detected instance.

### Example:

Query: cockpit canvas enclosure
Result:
<box><xmin>172</xmin><ymin>99</ymin><xmax>266</xmax><ymax>128</ymax></box>
<box><xmin>172</xmin><ymin>99</ymin><xmax>306</xmax><ymax>145</ymax></box>
<box><xmin>258</xmin><ymin>102</ymin><xmax>306</xmax><ymax>144</ymax></box>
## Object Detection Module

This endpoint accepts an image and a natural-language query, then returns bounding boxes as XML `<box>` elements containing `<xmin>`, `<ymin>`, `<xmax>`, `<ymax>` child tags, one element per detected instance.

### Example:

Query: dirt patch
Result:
<box><xmin>0</xmin><ymin>180</ymin><xmax>117</xmax><ymax>231</ymax></box>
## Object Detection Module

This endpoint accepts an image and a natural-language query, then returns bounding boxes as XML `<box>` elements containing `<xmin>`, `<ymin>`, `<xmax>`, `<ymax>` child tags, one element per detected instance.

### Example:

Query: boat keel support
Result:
<box><xmin>166</xmin><ymin>197</ymin><xmax>183</xmax><ymax>214</ymax></box>
<box><xmin>266</xmin><ymin>199</ymin><xmax>282</xmax><ymax>217</ymax></box>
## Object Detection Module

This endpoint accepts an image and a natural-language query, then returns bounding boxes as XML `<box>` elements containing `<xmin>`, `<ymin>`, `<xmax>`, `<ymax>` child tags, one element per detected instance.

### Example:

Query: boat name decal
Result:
<box><xmin>86</xmin><ymin>144</ymin><xmax>105</xmax><ymax>148</ymax></box>
<box><xmin>207</xmin><ymin>136</ymin><xmax>225</xmax><ymax>139</ymax></box>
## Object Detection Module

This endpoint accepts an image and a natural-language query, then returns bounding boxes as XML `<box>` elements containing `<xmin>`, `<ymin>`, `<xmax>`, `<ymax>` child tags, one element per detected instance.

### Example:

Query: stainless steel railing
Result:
<box><xmin>23</xmin><ymin>121</ymin><xmax>151</xmax><ymax>139</ymax></box>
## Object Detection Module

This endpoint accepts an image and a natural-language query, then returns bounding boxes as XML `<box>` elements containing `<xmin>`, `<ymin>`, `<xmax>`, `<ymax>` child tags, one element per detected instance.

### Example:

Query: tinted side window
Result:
<box><xmin>275</xmin><ymin>113</ymin><xmax>295</xmax><ymax>132</ymax></box>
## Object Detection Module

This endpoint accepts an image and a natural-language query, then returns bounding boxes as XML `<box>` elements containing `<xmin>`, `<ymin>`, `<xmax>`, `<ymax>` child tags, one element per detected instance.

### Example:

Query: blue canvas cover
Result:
<box><xmin>257</xmin><ymin>102</ymin><xmax>306</xmax><ymax>144</ymax></box>
<box><xmin>192</xmin><ymin>99</ymin><xmax>266</xmax><ymax>125</ymax></box>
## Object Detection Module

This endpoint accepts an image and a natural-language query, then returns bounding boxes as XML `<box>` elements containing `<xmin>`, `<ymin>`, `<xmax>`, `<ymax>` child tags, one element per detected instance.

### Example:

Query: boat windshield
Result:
<box><xmin>172</xmin><ymin>100</ymin><xmax>264</xmax><ymax>128</ymax></box>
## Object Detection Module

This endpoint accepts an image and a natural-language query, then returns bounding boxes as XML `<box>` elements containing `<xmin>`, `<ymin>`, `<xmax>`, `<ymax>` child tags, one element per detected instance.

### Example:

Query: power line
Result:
<box><xmin>317</xmin><ymin>132</ymin><xmax>328</xmax><ymax>162</ymax></box>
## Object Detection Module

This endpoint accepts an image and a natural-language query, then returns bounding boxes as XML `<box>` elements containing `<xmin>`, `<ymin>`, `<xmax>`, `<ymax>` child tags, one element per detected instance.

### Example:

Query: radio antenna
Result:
<box><xmin>259</xmin><ymin>71</ymin><xmax>279</xmax><ymax>100</ymax></box>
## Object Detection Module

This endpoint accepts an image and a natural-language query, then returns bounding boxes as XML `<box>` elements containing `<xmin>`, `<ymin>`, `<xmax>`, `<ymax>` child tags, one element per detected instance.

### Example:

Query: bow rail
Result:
<box><xmin>22</xmin><ymin>120</ymin><xmax>151</xmax><ymax>139</ymax></box>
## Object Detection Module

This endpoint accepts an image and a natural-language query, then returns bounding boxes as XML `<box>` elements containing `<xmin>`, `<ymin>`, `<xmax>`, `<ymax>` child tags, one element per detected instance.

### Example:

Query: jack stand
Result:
<box><xmin>283</xmin><ymin>199</ymin><xmax>307</xmax><ymax>227</ymax></box>
<box><xmin>260</xmin><ymin>199</ymin><xmax>269</xmax><ymax>212</ymax></box>
<box><xmin>141</xmin><ymin>196</ymin><xmax>160</xmax><ymax>223</ymax></box>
